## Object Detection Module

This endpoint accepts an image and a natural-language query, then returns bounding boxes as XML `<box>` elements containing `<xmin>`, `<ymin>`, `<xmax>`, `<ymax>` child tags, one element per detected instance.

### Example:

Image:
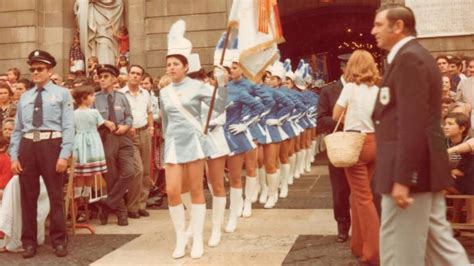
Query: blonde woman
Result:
<box><xmin>332</xmin><ymin>50</ymin><xmax>380</xmax><ymax>265</ymax></box>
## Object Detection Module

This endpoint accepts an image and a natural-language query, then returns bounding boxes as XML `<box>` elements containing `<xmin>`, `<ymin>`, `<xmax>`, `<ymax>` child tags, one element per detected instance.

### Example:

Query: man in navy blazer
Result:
<box><xmin>371</xmin><ymin>4</ymin><xmax>468</xmax><ymax>265</ymax></box>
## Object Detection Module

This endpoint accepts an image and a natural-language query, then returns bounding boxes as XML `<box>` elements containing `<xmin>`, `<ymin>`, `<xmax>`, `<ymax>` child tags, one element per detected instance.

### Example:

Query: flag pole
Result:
<box><xmin>203</xmin><ymin>26</ymin><xmax>232</xmax><ymax>135</ymax></box>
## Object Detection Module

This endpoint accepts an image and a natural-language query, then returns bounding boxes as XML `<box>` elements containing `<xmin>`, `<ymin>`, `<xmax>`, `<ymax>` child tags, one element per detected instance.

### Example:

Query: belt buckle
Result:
<box><xmin>32</xmin><ymin>131</ymin><xmax>41</xmax><ymax>142</ymax></box>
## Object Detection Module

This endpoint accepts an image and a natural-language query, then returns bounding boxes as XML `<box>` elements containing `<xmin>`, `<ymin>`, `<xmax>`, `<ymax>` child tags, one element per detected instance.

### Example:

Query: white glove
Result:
<box><xmin>260</xmin><ymin>109</ymin><xmax>271</xmax><ymax>118</ymax></box>
<box><xmin>278</xmin><ymin>113</ymin><xmax>290</xmax><ymax>124</ymax></box>
<box><xmin>266</xmin><ymin>119</ymin><xmax>280</xmax><ymax>126</ymax></box>
<box><xmin>229</xmin><ymin>123</ymin><xmax>248</xmax><ymax>135</ymax></box>
<box><xmin>245</xmin><ymin>115</ymin><xmax>259</xmax><ymax>127</ymax></box>
<box><xmin>214</xmin><ymin>65</ymin><xmax>227</xmax><ymax>87</ymax></box>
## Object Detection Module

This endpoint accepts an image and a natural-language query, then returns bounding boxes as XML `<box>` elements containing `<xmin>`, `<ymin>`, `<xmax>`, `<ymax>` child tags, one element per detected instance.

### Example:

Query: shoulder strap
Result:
<box><xmin>166</xmin><ymin>87</ymin><xmax>204</xmax><ymax>134</ymax></box>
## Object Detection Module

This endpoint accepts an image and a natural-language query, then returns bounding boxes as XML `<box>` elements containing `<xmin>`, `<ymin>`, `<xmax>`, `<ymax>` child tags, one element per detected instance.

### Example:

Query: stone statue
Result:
<box><xmin>74</xmin><ymin>0</ymin><xmax>124</xmax><ymax>65</ymax></box>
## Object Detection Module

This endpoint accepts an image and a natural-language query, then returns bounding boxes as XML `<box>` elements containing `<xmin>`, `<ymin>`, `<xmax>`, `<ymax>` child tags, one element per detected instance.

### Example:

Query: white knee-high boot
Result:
<box><xmin>258</xmin><ymin>167</ymin><xmax>268</xmax><ymax>204</ymax></box>
<box><xmin>225</xmin><ymin>188</ymin><xmax>243</xmax><ymax>233</ymax></box>
<box><xmin>190</xmin><ymin>204</ymin><xmax>206</xmax><ymax>259</ymax></box>
<box><xmin>251</xmin><ymin>171</ymin><xmax>260</xmax><ymax>203</ymax></box>
<box><xmin>181</xmin><ymin>192</ymin><xmax>193</xmax><ymax>241</ymax></box>
<box><xmin>294</xmin><ymin>151</ymin><xmax>302</xmax><ymax>179</ymax></box>
<box><xmin>264</xmin><ymin>173</ymin><xmax>279</xmax><ymax>208</ymax></box>
<box><xmin>208</xmin><ymin>197</ymin><xmax>226</xmax><ymax>247</ymax></box>
<box><xmin>169</xmin><ymin>204</ymin><xmax>186</xmax><ymax>259</ymax></box>
<box><xmin>299</xmin><ymin>149</ymin><xmax>306</xmax><ymax>174</ymax></box>
<box><xmin>288</xmin><ymin>155</ymin><xmax>296</xmax><ymax>185</ymax></box>
<box><xmin>311</xmin><ymin>140</ymin><xmax>317</xmax><ymax>162</ymax></box>
<box><xmin>242</xmin><ymin>176</ymin><xmax>257</xmax><ymax>217</ymax></box>
<box><xmin>305</xmin><ymin>148</ymin><xmax>312</xmax><ymax>172</ymax></box>
<box><xmin>279</xmin><ymin>164</ymin><xmax>290</xmax><ymax>198</ymax></box>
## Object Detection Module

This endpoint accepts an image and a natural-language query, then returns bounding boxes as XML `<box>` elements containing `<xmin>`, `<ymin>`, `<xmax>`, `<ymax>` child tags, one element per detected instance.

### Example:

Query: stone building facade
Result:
<box><xmin>0</xmin><ymin>0</ymin><xmax>472</xmax><ymax>77</ymax></box>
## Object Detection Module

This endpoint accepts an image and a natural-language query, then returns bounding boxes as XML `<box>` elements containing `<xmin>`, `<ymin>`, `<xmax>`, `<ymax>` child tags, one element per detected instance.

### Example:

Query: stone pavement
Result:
<box><xmin>1</xmin><ymin>154</ymin><xmax>473</xmax><ymax>265</ymax></box>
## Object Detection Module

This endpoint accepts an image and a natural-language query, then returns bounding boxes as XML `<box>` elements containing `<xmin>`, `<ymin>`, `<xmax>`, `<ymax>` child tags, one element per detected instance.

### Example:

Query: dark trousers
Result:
<box><xmin>19</xmin><ymin>138</ymin><xmax>66</xmax><ymax>248</ymax></box>
<box><xmin>102</xmin><ymin>132</ymin><xmax>134</xmax><ymax>215</ymax></box>
<box><xmin>328</xmin><ymin>162</ymin><xmax>351</xmax><ymax>232</ymax></box>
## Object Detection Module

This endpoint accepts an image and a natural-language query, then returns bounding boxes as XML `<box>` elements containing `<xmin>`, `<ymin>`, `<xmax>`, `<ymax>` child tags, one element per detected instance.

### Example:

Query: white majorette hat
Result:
<box><xmin>268</xmin><ymin>60</ymin><xmax>286</xmax><ymax>81</ymax></box>
<box><xmin>214</xmin><ymin>33</ymin><xmax>239</xmax><ymax>67</ymax></box>
<box><xmin>294</xmin><ymin>59</ymin><xmax>307</xmax><ymax>90</ymax></box>
<box><xmin>188</xmin><ymin>53</ymin><xmax>201</xmax><ymax>73</ymax></box>
<box><xmin>283</xmin><ymin>58</ymin><xmax>295</xmax><ymax>81</ymax></box>
<box><xmin>229</xmin><ymin>36</ymin><xmax>240</xmax><ymax>64</ymax></box>
<box><xmin>304</xmin><ymin>63</ymin><xmax>314</xmax><ymax>85</ymax></box>
<box><xmin>167</xmin><ymin>20</ymin><xmax>192</xmax><ymax>60</ymax></box>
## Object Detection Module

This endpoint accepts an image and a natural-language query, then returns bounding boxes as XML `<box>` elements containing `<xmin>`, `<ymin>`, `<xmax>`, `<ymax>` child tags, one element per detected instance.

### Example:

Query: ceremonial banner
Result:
<box><xmin>405</xmin><ymin>0</ymin><xmax>474</xmax><ymax>38</ymax></box>
<box><xmin>228</xmin><ymin>0</ymin><xmax>285</xmax><ymax>82</ymax></box>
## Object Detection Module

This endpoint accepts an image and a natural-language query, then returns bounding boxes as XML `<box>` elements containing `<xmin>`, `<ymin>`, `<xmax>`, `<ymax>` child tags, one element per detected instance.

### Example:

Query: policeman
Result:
<box><xmin>93</xmin><ymin>64</ymin><xmax>134</xmax><ymax>226</ymax></box>
<box><xmin>10</xmin><ymin>50</ymin><xmax>74</xmax><ymax>258</ymax></box>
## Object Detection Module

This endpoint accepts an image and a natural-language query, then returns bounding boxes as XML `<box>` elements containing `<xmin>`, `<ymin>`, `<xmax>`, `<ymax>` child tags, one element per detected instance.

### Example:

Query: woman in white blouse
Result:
<box><xmin>332</xmin><ymin>50</ymin><xmax>381</xmax><ymax>265</ymax></box>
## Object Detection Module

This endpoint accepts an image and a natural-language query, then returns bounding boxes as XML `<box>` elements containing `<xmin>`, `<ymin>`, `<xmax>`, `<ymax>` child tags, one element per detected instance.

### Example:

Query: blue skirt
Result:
<box><xmin>265</xmin><ymin>124</ymin><xmax>289</xmax><ymax>143</ymax></box>
<box><xmin>224</xmin><ymin>127</ymin><xmax>256</xmax><ymax>155</ymax></box>
<box><xmin>248</xmin><ymin>123</ymin><xmax>267</xmax><ymax>144</ymax></box>
<box><xmin>281</xmin><ymin>121</ymin><xmax>297</xmax><ymax>138</ymax></box>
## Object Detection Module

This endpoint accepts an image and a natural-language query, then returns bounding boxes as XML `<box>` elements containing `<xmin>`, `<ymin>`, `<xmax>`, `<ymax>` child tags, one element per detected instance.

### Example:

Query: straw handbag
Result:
<box><xmin>324</xmin><ymin>110</ymin><xmax>366</xmax><ymax>168</ymax></box>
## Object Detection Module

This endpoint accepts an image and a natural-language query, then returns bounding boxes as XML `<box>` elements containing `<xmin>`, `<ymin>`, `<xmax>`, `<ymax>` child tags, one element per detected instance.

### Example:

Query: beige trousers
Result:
<box><xmin>126</xmin><ymin>129</ymin><xmax>152</xmax><ymax>212</ymax></box>
<box><xmin>380</xmin><ymin>192</ymin><xmax>469</xmax><ymax>266</ymax></box>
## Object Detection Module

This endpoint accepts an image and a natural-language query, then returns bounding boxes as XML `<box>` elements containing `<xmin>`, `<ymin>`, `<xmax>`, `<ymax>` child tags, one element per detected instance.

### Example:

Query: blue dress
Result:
<box><xmin>224</xmin><ymin>79</ymin><xmax>266</xmax><ymax>155</ymax></box>
<box><xmin>261</xmin><ymin>86</ymin><xmax>295</xmax><ymax>143</ymax></box>
<box><xmin>160</xmin><ymin>77</ymin><xmax>227</xmax><ymax>164</ymax></box>
<box><xmin>73</xmin><ymin>108</ymin><xmax>107</xmax><ymax>176</ymax></box>
<box><xmin>244</xmin><ymin>81</ymin><xmax>276</xmax><ymax>144</ymax></box>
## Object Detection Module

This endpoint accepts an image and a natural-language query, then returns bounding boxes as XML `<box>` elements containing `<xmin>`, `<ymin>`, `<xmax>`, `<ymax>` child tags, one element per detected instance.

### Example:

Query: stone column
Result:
<box><xmin>127</xmin><ymin>0</ymin><xmax>146</xmax><ymax>68</ymax></box>
<box><xmin>37</xmin><ymin>0</ymin><xmax>76</xmax><ymax>76</ymax></box>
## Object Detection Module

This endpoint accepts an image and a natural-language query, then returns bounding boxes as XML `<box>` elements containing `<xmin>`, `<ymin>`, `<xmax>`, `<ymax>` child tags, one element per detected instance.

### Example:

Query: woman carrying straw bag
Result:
<box><xmin>332</xmin><ymin>50</ymin><xmax>381</xmax><ymax>265</ymax></box>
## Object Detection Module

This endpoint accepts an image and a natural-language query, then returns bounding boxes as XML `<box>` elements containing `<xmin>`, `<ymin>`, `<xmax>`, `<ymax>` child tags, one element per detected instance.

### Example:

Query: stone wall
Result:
<box><xmin>0</xmin><ymin>0</ymin><xmax>38</xmax><ymax>75</ymax></box>
<box><xmin>0</xmin><ymin>0</ymin><xmax>472</xmax><ymax>78</ymax></box>
<box><xmin>380</xmin><ymin>0</ymin><xmax>474</xmax><ymax>58</ymax></box>
<box><xmin>0</xmin><ymin>0</ymin><xmax>76</xmax><ymax>77</ymax></box>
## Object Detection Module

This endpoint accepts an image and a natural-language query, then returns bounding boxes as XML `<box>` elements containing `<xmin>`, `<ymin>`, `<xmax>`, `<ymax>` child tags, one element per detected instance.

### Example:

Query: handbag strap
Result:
<box><xmin>333</xmin><ymin>109</ymin><xmax>345</xmax><ymax>134</ymax></box>
<box><xmin>167</xmin><ymin>87</ymin><xmax>204</xmax><ymax>135</ymax></box>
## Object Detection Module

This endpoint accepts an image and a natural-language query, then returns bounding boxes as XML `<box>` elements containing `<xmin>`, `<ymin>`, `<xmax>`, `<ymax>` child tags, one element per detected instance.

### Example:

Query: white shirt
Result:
<box><xmin>120</xmin><ymin>85</ymin><xmax>152</xmax><ymax>128</ymax></box>
<box><xmin>387</xmin><ymin>36</ymin><xmax>416</xmax><ymax>64</ymax></box>
<box><xmin>336</xmin><ymin>82</ymin><xmax>379</xmax><ymax>133</ymax></box>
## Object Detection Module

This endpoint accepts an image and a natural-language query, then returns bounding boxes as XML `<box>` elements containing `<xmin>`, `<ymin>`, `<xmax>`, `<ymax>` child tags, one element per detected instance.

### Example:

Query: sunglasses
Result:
<box><xmin>99</xmin><ymin>74</ymin><xmax>112</xmax><ymax>79</ymax></box>
<box><xmin>29</xmin><ymin>66</ymin><xmax>48</xmax><ymax>73</ymax></box>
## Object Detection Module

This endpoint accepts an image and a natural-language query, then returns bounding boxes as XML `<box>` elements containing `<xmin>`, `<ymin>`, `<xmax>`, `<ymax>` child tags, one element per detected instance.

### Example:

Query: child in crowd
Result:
<box><xmin>444</xmin><ymin>112</ymin><xmax>473</xmax><ymax>193</ymax></box>
<box><xmin>69</xmin><ymin>34</ymin><xmax>85</xmax><ymax>74</ymax></box>
<box><xmin>72</xmin><ymin>85</ymin><xmax>114</xmax><ymax>200</ymax></box>
<box><xmin>6</xmin><ymin>68</ymin><xmax>20</xmax><ymax>87</ymax></box>
<box><xmin>117</xmin><ymin>55</ymin><xmax>129</xmax><ymax>76</ymax></box>
<box><xmin>0</xmin><ymin>135</ymin><xmax>12</xmax><ymax>201</ymax></box>
<box><xmin>87</xmin><ymin>56</ymin><xmax>99</xmax><ymax>78</ymax></box>
<box><xmin>113</xmin><ymin>25</ymin><xmax>130</xmax><ymax>59</ymax></box>
<box><xmin>444</xmin><ymin>112</ymin><xmax>474</xmax><ymax>225</ymax></box>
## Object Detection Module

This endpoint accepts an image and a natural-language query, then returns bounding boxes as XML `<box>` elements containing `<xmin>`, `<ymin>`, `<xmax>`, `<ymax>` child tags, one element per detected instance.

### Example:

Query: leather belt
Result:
<box><xmin>24</xmin><ymin>131</ymin><xmax>62</xmax><ymax>142</ymax></box>
<box><xmin>135</xmin><ymin>125</ymin><xmax>148</xmax><ymax>131</ymax></box>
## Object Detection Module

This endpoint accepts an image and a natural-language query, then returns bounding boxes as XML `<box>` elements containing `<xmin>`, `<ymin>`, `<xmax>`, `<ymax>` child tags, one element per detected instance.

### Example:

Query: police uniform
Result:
<box><xmin>10</xmin><ymin>50</ymin><xmax>74</xmax><ymax>256</ymax></box>
<box><xmin>93</xmin><ymin>64</ymin><xmax>134</xmax><ymax>225</ymax></box>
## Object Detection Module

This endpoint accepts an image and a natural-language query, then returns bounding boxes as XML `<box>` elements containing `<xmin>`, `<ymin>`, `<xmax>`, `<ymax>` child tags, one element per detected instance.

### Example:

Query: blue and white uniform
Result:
<box><xmin>201</xmin><ymin>83</ymin><xmax>231</xmax><ymax>159</ymax></box>
<box><xmin>224</xmin><ymin>79</ymin><xmax>266</xmax><ymax>155</ymax></box>
<box><xmin>160</xmin><ymin>77</ymin><xmax>227</xmax><ymax>164</ymax></box>
<box><xmin>262</xmin><ymin>86</ymin><xmax>295</xmax><ymax>143</ymax></box>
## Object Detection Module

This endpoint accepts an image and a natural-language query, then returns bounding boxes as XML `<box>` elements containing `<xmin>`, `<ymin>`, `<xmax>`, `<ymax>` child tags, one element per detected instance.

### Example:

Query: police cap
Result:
<box><xmin>96</xmin><ymin>64</ymin><xmax>120</xmax><ymax>77</ymax></box>
<box><xmin>27</xmin><ymin>50</ymin><xmax>57</xmax><ymax>67</ymax></box>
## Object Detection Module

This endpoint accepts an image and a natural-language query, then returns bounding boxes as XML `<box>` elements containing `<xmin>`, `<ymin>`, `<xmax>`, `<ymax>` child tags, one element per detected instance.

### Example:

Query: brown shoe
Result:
<box><xmin>22</xmin><ymin>245</ymin><xmax>36</xmax><ymax>259</ymax></box>
<box><xmin>138</xmin><ymin>209</ymin><xmax>150</xmax><ymax>217</ymax></box>
<box><xmin>54</xmin><ymin>244</ymin><xmax>68</xmax><ymax>257</ymax></box>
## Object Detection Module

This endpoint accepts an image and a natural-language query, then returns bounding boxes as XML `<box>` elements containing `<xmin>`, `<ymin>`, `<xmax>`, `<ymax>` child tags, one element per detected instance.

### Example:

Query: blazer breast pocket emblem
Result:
<box><xmin>379</xmin><ymin>87</ymin><xmax>390</xmax><ymax>105</ymax></box>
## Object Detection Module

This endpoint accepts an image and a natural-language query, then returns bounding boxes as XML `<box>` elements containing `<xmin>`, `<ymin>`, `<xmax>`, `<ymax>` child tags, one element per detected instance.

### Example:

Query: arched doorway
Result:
<box><xmin>279</xmin><ymin>0</ymin><xmax>382</xmax><ymax>82</ymax></box>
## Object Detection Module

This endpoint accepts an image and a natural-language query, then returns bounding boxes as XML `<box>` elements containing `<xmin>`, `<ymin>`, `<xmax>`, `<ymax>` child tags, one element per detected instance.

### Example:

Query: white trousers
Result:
<box><xmin>0</xmin><ymin>176</ymin><xmax>50</xmax><ymax>251</ymax></box>
<box><xmin>380</xmin><ymin>192</ymin><xmax>469</xmax><ymax>266</ymax></box>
